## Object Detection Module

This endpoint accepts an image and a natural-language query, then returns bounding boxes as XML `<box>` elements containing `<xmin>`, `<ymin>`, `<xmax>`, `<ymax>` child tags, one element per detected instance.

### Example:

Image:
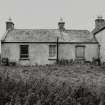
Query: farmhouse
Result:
<box><xmin>1</xmin><ymin>18</ymin><xmax>99</xmax><ymax>65</ymax></box>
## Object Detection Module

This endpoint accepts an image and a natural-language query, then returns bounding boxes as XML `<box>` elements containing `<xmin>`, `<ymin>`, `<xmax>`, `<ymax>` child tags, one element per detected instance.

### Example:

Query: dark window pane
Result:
<box><xmin>20</xmin><ymin>45</ymin><xmax>29</xmax><ymax>59</ymax></box>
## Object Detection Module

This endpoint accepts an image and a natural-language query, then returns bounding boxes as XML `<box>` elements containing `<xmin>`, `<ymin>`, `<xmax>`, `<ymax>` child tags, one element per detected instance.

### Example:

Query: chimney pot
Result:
<box><xmin>95</xmin><ymin>16</ymin><xmax>105</xmax><ymax>29</ymax></box>
<box><xmin>58</xmin><ymin>18</ymin><xmax>65</xmax><ymax>31</ymax></box>
<box><xmin>6</xmin><ymin>17</ymin><xmax>14</xmax><ymax>31</ymax></box>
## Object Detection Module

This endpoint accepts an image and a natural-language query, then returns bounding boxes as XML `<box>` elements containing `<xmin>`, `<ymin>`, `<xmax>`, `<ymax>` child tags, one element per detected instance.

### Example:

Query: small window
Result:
<box><xmin>76</xmin><ymin>46</ymin><xmax>85</xmax><ymax>58</ymax></box>
<box><xmin>20</xmin><ymin>45</ymin><xmax>29</xmax><ymax>59</ymax></box>
<box><xmin>49</xmin><ymin>45</ymin><xmax>56</xmax><ymax>57</ymax></box>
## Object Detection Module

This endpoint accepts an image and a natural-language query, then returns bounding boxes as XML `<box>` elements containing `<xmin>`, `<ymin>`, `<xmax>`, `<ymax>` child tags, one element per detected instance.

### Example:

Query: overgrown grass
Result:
<box><xmin>0</xmin><ymin>77</ymin><xmax>102</xmax><ymax>105</ymax></box>
<box><xmin>0</xmin><ymin>64</ymin><xmax>105</xmax><ymax>105</ymax></box>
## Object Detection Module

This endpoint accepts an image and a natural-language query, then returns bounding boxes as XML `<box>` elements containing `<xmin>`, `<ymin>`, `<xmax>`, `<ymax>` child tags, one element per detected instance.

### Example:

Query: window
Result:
<box><xmin>20</xmin><ymin>45</ymin><xmax>29</xmax><ymax>59</ymax></box>
<box><xmin>76</xmin><ymin>46</ymin><xmax>85</xmax><ymax>58</ymax></box>
<box><xmin>49</xmin><ymin>45</ymin><xmax>56</xmax><ymax>57</ymax></box>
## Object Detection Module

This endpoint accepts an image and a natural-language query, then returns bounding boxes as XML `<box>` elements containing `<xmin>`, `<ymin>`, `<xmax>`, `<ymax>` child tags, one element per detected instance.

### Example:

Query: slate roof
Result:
<box><xmin>92</xmin><ymin>24</ymin><xmax>105</xmax><ymax>35</ymax></box>
<box><xmin>2</xmin><ymin>29</ymin><xmax>97</xmax><ymax>43</ymax></box>
<box><xmin>92</xmin><ymin>26</ymin><xmax>105</xmax><ymax>35</ymax></box>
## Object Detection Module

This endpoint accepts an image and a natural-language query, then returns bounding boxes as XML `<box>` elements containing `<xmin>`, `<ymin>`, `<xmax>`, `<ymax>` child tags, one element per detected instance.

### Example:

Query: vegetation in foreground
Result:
<box><xmin>0</xmin><ymin>64</ymin><xmax>105</xmax><ymax>105</ymax></box>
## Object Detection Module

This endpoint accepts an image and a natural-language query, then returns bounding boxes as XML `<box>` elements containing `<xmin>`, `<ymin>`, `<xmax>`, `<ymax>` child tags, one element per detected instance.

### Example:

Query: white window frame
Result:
<box><xmin>49</xmin><ymin>45</ymin><xmax>56</xmax><ymax>57</ymax></box>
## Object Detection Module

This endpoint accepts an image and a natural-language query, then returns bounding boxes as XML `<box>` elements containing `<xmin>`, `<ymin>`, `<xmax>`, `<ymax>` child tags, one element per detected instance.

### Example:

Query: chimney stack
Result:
<box><xmin>6</xmin><ymin>17</ymin><xmax>14</xmax><ymax>31</ymax></box>
<box><xmin>95</xmin><ymin>16</ymin><xmax>105</xmax><ymax>29</ymax></box>
<box><xmin>58</xmin><ymin>18</ymin><xmax>65</xmax><ymax>31</ymax></box>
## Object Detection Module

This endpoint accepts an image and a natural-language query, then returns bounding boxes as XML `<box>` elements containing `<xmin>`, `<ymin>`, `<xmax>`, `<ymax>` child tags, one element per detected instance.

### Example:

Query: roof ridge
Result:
<box><xmin>66</xmin><ymin>29</ymin><xmax>90</xmax><ymax>31</ymax></box>
<box><xmin>13</xmin><ymin>28</ymin><xmax>58</xmax><ymax>30</ymax></box>
<box><xmin>13</xmin><ymin>28</ymin><xmax>90</xmax><ymax>31</ymax></box>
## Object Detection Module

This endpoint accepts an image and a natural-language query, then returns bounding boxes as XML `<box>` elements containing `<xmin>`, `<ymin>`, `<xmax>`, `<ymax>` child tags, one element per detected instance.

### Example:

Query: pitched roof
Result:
<box><xmin>2</xmin><ymin>29</ymin><xmax>97</xmax><ymax>43</ymax></box>
<box><xmin>92</xmin><ymin>23</ymin><xmax>105</xmax><ymax>35</ymax></box>
<box><xmin>92</xmin><ymin>26</ymin><xmax>105</xmax><ymax>35</ymax></box>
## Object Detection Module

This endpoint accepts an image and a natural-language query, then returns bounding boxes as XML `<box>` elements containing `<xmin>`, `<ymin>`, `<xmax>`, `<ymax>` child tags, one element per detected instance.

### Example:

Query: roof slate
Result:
<box><xmin>2</xmin><ymin>29</ymin><xmax>97</xmax><ymax>43</ymax></box>
<box><xmin>92</xmin><ymin>26</ymin><xmax>105</xmax><ymax>35</ymax></box>
<box><xmin>92</xmin><ymin>24</ymin><xmax>105</xmax><ymax>35</ymax></box>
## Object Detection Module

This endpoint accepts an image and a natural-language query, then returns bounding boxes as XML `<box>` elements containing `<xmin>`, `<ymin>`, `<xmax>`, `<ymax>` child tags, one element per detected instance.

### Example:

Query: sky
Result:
<box><xmin>0</xmin><ymin>0</ymin><xmax>105</xmax><ymax>39</ymax></box>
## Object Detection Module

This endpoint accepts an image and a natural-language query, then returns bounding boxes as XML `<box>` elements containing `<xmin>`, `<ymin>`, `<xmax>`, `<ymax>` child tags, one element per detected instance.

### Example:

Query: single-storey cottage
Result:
<box><xmin>1</xmin><ymin>18</ymin><xmax>99</xmax><ymax>65</ymax></box>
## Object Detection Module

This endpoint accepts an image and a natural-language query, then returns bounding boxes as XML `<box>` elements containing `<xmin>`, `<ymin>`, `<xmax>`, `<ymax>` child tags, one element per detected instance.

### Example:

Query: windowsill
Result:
<box><xmin>48</xmin><ymin>57</ymin><xmax>57</xmax><ymax>60</ymax></box>
<box><xmin>19</xmin><ymin>58</ymin><xmax>30</xmax><ymax>60</ymax></box>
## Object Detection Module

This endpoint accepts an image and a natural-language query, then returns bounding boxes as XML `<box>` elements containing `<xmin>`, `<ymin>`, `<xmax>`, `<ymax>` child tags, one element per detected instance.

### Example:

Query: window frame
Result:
<box><xmin>20</xmin><ymin>45</ymin><xmax>29</xmax><ymax>60</ymax></box>
<box><xmin>75</xmin><ymin>45</ymin><xmax>85</xmax><ymax>59</ymax></box>
<box><xmin>49</xmin><ymin>44</ymin><xmax>57</xmax><ymax>58</ymax></box>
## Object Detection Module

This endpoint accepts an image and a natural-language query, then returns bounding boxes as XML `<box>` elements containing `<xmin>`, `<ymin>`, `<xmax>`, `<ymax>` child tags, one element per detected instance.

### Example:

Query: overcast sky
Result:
<box><xmin>0</xmin><ymin>0</ymin><xmax>105</xmax><ymax>39</ymax></box>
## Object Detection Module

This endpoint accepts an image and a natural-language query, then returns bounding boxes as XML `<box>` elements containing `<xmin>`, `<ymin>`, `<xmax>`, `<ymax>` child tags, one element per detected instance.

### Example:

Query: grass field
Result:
<box><xmin>1</xmin><ymin>64</ymin><xmax>105</xmax><ymax>87</ymax></box>
<box><xmin>0</xmin><ymin>64</ymin><xmax>105</xmax><ymax>105</ymax></box>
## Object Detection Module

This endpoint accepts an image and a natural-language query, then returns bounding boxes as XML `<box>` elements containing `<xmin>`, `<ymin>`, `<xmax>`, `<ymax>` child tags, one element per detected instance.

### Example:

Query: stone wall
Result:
<box><xmin>1</xmin><ymin>43</ymin><xmax>98</xmax><ymax>65</ymax></box>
